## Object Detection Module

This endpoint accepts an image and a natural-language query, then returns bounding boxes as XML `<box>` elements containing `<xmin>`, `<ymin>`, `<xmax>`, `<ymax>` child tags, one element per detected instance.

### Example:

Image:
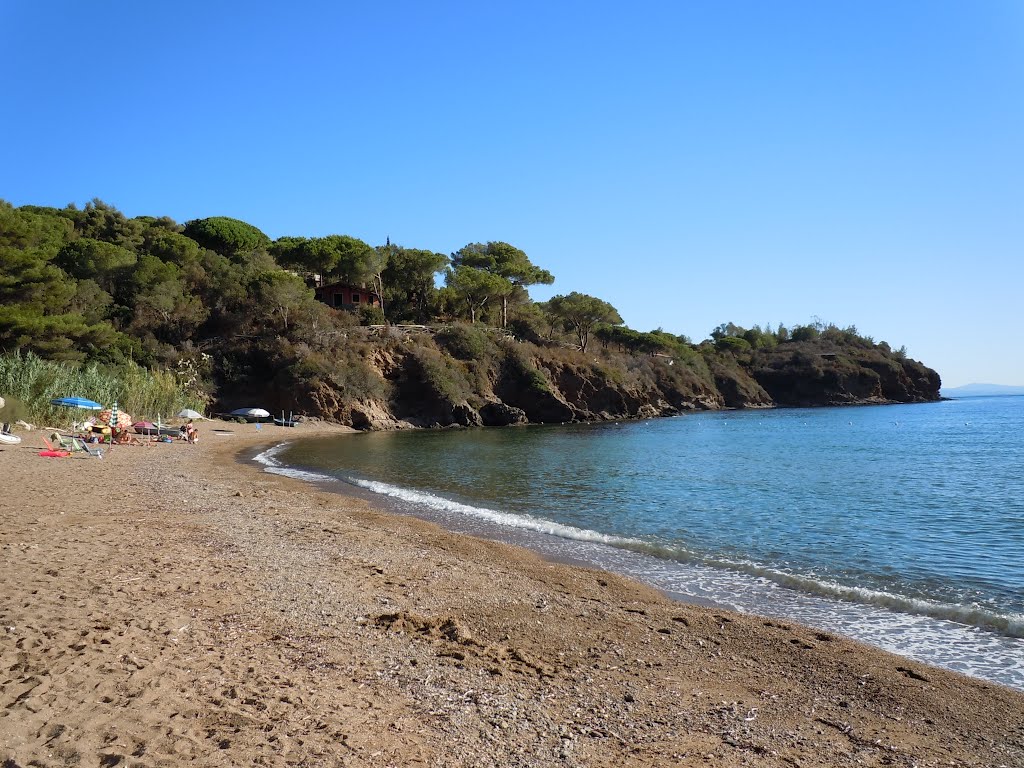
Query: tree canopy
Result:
<box><xmin>183</xmin><ymin>216</ymin><xmax>270</xmax><ymax>260</ymax></box>
<box><xmin>545</xmin><ymin>292</ymin><xmax>622</xmax><ymax>352</ymax></box>
<box><xmin>451</xmin><ymin>242</ymin><xmax>553</xmax><ymax>327</ymax></box>
<box><xmin>443</xmin><ymin>265</ymin><xmax>510</xmax><ymax>324</ymax></box>
<box><xmin>271</xmin><ymin>234</ymin><xmax>380</xmax><ymax>286</ymax></box>
<box><xmin>380</xmin><ymin>245</ymin><xmax>449</xmax><ymax>323</ymax></box>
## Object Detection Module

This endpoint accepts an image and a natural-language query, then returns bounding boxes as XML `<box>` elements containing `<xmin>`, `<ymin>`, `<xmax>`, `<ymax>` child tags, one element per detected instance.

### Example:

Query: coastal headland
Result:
<box><xmin>2</xmin><ymin>421</ymin><xmax>1020</xmax><ymax>767</ymax></box>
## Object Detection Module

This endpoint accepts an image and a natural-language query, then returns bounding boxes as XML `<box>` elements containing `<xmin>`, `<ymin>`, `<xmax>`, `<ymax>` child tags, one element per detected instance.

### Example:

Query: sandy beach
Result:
<box><xmin>2</xmin><ymin>420</ymin><xmax>1022</xmax><ymax>767</ymax></box>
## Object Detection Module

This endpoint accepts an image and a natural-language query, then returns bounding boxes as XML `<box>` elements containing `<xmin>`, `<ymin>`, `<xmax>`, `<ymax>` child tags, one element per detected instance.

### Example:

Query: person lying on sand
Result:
<box><xmin>112</xmin><ymin>427</ymin><xmax>146</xmax><ymax>446</ymax></box>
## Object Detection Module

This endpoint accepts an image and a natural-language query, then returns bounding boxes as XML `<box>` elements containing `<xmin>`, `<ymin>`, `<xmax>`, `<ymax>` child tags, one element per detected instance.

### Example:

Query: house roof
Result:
<box><xmin>316</xmin><ymin>280</ymin><xmax>379</xmax><ymax>296</ymax></box>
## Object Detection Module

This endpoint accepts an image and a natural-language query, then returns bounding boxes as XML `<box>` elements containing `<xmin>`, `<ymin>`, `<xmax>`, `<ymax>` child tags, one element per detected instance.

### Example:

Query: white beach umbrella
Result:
<box><xmin>177</xmin><ymin>408</ymin><xmax>204</xmax><ymax>419</ymax></box>
<box><xmin>230</xmin><ymin>407</ymin><xmax>270</xmax><ymax>418</ymax></box>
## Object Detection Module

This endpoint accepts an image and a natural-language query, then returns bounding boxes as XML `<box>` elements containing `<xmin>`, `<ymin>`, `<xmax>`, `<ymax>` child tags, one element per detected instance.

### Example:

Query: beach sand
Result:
<box><xmin>1</xmin><ymin>420</ymin><xmax>1022</xmax><ymax>767</ymax></box>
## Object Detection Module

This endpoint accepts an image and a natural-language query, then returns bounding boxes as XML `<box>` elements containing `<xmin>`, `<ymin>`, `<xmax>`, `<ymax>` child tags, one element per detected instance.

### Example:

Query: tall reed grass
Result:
<box><xmin>0</xmin><ymin>351</ymin><xmax>205</xmax><ymax>427</ymax></box>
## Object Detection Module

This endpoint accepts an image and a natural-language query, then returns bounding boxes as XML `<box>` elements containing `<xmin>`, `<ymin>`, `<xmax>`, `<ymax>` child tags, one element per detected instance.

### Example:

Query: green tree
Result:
<box><xmin>791</xmin><ymin>324</ymin><xmax>820</xmax><ymax>342</ymax></box>
<box><xmin>273</xmin><ymin>234</ymin><xmax>378</xmax><ymax>288</ymax></box>
<box><xmin>141</xmin><ymin>228</ymin><xmax>203</xmax><ymax>266</ymax></box>
<box><xmin>130</xmin><ymin>256</ymin><xmax>208</xmax><ymax>343</ymax></box>
<box><xmin>444</xmin><ymin>265</ymin><xmax>509</xmax><ymax>323</ymax></box>
<box><xmin>63</xmin><ymin>199</ymin><xmax>145</xmax><ymax>250</ymax></box>
<box><xmin>380</xmin><ymin>245</ymin><xmax>448</xmax><ymax>322</ymax></box>
<box><xmin>545</xmin><ymin>292</ymin><xmax>622</xmax><ymax>352</ymax></box>
<box><xmin>55</xmin><ymin>238</ymin><xmax>137</xmax><ymax>293</ymax></box>
<box><xmin>269</xmin><ymin>236</ymin><xmax>308</xmax><ymax>268</ymax></box>
<box><xmin>183</xmin><ymin>216</ymin><xmax>270</xmax><ymax>259</ymax></box>
<box><xmin>0</xmin><ymin>203</ymin><xmax>76</xmax><ymax>310</ymax></box>
<box><xmin>0</xmin><ymin>304</ymin><xmax>118</xmax><ymax>361</ymax></box>
<box><xmin>451</xmin><ymin>242</ymin><xmax>554</xmax><ymax>327</ymax></box>
<box><xmin>253</xmin><ymin>271</ymin><xmax>315</xmax><ymax>331</ymax></box>
<box><xmin>710</xmin><ymin>322</ymin><xmax>745</xmax><ymax>341</ymax></box>
<box><xmin>68</xmin><ymin>279</ymin><xmax>113</xmax><ymax>325</ymax></box>
<box><xmin>714</xmin><ymin>335</ymin><xmax>752</xmax><ymax>353</ymax></box>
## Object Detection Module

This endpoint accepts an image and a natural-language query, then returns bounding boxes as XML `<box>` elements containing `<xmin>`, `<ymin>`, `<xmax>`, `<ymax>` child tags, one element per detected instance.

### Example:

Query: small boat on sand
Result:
<box><xmin>133</xmin><ymin>422</ymin><xmax>179</xmax><ymax>437</ymax></box>
<box><xmin>274</xmin><ymin>411</ymin><xmax>298</xmax><ymax>427</ymax></box>
<box><xmin>0</xmin><ymin>431</ymin><xmax>21</xmax><ymax>445</ymax></box>
<box><xmin>223</xmin><ymin>408</ymin><xmax>272</xmax><ymax>423</ymax></box>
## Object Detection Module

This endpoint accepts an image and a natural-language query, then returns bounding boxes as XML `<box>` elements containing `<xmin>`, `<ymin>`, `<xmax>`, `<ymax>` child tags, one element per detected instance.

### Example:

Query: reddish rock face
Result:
<box><xmin>213</xmin><ymin>334</ymin><xmax>941</xmax><ymax>430</ymax></box>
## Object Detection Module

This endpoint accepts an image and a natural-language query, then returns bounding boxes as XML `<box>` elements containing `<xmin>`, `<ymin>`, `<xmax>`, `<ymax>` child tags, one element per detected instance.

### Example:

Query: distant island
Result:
<box><xmin>0</xmin><ymin>199</ymin><xmax>942</xmax><ymax>428</ymax></box>
<box><xmin>942</xmin><ymin>383</ymin><xmax>1024</xmax><ymax>397</ymax></box>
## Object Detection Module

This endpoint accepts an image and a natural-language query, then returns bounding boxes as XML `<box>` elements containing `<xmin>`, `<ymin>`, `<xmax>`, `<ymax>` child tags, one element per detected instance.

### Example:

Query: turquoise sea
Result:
<box><xmin>255</xmin><ymin>395</ymin><xmax>1024</xmax><ymax>690</ymax></box>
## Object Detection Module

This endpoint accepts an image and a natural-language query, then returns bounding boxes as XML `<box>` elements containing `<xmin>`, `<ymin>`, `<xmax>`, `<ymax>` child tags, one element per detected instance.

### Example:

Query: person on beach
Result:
<box><xmin>179</xmin><ymin>420</ymin><xmax>196</xmax><ymax>441</ymax></box>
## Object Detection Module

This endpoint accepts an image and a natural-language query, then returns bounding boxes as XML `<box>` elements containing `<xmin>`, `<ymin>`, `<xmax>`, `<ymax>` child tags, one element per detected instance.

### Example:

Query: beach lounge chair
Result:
<box><xmin>43</xmin><ymin>435</ymin><xmax>101</xmax><ymax>458</ymax></box>
<box><xmin>73</xmin><ymin>437</ymin><xmax>104</xmax><ymax>458</ymax></box>
<box><xmin>51</xmin><ymin>433</ymin><xmax>82</xmax><ymax>452</ymax></box>
<box><xmin>39</xmin><ymin>437</ymin><xmax>71</xmax><ymax>458</ymax></box>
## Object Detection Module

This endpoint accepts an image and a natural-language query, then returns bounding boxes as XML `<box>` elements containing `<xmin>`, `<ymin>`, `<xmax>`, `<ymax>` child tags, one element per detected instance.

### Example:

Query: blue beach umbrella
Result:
<box><xmin>51</xmin><ymin>396</ymin><xmax>103</xmax><ymax>410</ymax></box>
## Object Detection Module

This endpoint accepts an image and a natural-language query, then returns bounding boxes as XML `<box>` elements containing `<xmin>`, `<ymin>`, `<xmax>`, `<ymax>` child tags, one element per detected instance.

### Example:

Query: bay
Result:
<box><xmin>257</xmin><ymin>395</ymin><xmax>1024</xmax><ymax>690</ymax></box>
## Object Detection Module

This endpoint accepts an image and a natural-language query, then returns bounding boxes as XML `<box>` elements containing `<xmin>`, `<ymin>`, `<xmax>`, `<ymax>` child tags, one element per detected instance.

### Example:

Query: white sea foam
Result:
<box><xmin>351</xmin><ymin>478</ymin><xmax>648</xmax><ymax>548</ymax></box>
<box><xmin>252</xmin><ymin>443</ymin><xmax>336</xmax><ymax>483</ymax></box>
<box><xmin>679</xmin><ymin>554</ymin><xmax>1024</xmax><ymax>638</ymax></box>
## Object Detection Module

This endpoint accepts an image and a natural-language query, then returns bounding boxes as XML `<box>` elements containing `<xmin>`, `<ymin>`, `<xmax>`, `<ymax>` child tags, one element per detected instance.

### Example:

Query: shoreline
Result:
<box><xmin>2</xmin><ymin>419</ymin><xmax>1023</xmax><ymax>766</ymax></box>
<box><xmin>254</xmin><ymin>428</ymin><xmax>1024</xmax><ymax>692</ymax></box>
<box><xmin>247</xmin><ymin>440</ymin><xmax>733</xmax><ymax>614</ymax></box>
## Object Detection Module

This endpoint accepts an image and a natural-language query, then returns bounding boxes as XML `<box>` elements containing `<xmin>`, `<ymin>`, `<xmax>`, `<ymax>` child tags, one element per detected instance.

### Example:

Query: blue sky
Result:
<box><xmin>3</xmin><ymin>1</ymin><xmax>1022</xmax><ymax>387</ymax></box>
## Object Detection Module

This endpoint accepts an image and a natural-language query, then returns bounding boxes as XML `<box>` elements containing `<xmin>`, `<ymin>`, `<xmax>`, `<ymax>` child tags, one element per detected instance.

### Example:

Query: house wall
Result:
<box><xmin>314</xmin><ymin>284</ymin><xmax>381</xmax><ymax>309</ymax></box>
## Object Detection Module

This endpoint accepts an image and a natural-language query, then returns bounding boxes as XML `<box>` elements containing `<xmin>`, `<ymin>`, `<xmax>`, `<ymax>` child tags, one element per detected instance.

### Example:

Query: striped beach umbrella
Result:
<box><xmin>97</xmin><ymin>407</ymin><xmax>132</xmax><ymax>429</ymax></box>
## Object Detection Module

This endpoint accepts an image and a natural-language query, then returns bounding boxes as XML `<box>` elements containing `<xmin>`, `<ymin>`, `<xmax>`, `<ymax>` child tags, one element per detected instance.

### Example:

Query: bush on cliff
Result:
<box><xmin>436</xmin><ymin>323</ymin><xmax>498</xmax><ymax>362</ymax></box>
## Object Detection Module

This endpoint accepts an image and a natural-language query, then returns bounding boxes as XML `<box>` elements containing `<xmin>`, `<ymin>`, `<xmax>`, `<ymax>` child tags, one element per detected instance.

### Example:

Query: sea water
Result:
<box><xmin>255</xmin><ymin>395</ymin><xmax>1024</xmax><ymax>690</ymax></box>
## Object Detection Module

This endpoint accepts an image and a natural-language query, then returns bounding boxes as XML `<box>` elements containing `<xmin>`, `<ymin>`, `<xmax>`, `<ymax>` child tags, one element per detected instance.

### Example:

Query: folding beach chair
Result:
<box><xmin>39</xmin><ymin>437</ymin><xmax>71</xmax><ymax>458</ymax></box>
<box><xmin>49</xmin><ymin>433</ymin><xmax>82</xmax><ymax>451</ymax></box>
<box><xmin>73</xmin><ymin>437</ymin><xmax>104</xmax><ymax>458</ymax></box>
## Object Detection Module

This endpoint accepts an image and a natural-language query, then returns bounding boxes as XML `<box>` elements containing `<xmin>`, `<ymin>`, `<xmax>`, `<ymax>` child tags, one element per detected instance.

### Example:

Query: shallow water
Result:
<box><xmin>257</xmin><ymin>395</ymin><xmax>1024</xmax><ymax>690</ymax></box>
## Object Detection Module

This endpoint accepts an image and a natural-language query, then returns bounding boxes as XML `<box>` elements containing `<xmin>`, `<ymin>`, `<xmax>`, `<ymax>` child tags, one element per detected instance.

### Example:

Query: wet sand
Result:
<box><xmin>2</xmin><ymin>420</ymin><xmax>1022</xmax><ymax>767</ymax></box>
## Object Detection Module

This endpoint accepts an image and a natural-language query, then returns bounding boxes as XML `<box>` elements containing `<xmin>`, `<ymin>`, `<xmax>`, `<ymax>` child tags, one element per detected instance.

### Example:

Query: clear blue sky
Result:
<box><xmin>3</xmin><ymin>1</ymin><xmax>1022</xmax><ymax>387</ymax></box>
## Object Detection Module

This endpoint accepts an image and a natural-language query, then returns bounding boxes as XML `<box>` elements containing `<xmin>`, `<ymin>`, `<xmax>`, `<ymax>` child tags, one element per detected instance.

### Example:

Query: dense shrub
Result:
<box><xmin>714</xmin><ymin>335</ymin><xmax>752</xmax><ymax>353</ymax></box>
<box><xmin>436</xmin><ymin>323</ymin><xmax>497</xmax><ymax>361</ymax></box>
<box><xmin>407</xmin><ymin>344</ymin><xmax>475</xmax><ymax>405</ymax></box>
<box><xmin>358</xmin><ymin>305</ymin><xmax>385</xmax><ymax>326</ymax></box>
<box><xmin>500</xmin><ymin>341</ymin><xmax>551</xmax><ymax>395</ymax></box>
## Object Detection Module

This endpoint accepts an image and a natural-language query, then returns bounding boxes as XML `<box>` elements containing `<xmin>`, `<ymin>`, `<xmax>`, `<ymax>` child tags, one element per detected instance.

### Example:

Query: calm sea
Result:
<box><xmin>255</xmin><ymin>396</ymin><xmax>1024</xmax><ymax>690</ymax></box>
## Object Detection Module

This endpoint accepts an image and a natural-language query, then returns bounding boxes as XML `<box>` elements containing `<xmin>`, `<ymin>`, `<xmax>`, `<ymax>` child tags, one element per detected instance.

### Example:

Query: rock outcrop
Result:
<box><xmin>231</xmin><ymin>333</ymin><xmax>941</xmax><ymax>431</ymax></box>
<box><xmin>750</xmin><ymin>346</ymin><xmax>941</xmax><ymax>407</ymax></box>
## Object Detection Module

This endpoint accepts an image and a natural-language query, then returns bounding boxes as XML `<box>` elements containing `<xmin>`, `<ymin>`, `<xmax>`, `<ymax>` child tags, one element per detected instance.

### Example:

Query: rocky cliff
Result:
<box><xmin>236</xmin><ymin>330</ymin><xmax>941</xmax><ymax>431</ymax></box>
<box><xmin>749</xmin><ymin>344</ymin><xmax>942</xmax><ymax>407</ymax></box>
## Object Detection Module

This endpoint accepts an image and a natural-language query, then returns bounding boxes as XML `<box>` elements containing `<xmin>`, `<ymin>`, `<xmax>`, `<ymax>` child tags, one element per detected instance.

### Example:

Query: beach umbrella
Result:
<box><xmin>51</xmin><ymin>396</ymin><xmax>103</xmax><ymax>410</ymax></box>
<box><xmin>177</xmin><ymin>408</ymin><xmax>204</xmax><ymax>419</ymax></box>
<box><xmin>230</xmin><ymin>407</ymin><xmax>270</xmax><ymax>418</ymax></box>
<box><xmin>97</xmin><ymin>408</ymin><xmax>133</xmax><ymax>429</ymax></box>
